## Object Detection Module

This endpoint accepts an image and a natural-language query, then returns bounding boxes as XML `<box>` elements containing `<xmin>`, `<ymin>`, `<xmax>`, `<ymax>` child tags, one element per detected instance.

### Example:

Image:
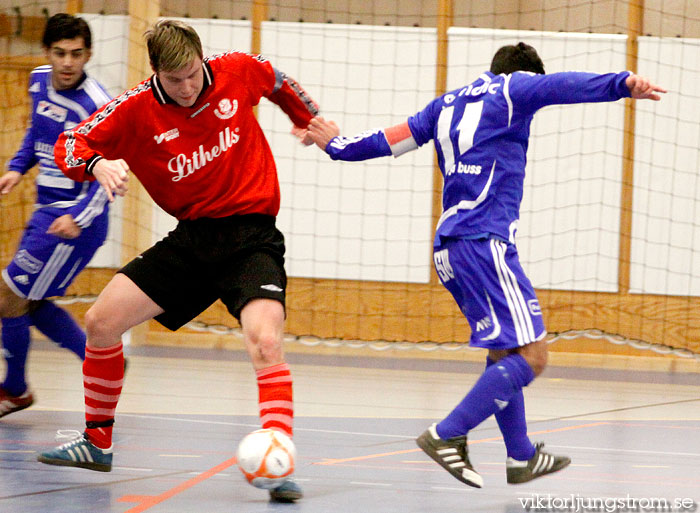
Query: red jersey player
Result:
<box><xmin>38</xmin><ymin>19</ymin><xmax>317</xmax><ymax>502</ymax></box>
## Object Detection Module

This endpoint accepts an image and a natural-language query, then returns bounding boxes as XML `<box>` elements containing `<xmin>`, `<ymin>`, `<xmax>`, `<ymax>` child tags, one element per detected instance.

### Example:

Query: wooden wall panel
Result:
<box><xmin>65</xmin><ymin>269</ymin><xmax>700</xmax><ymax>355</ymax></box>
<box><xmin>0</xmin><ymin>56</ymin><xmax>44</xmax><ymax>268</ymax></box>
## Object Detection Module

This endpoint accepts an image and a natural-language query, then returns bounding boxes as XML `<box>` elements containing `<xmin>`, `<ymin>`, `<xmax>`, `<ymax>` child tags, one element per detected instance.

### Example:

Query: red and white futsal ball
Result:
<box><xmin>236</xmin><ymin>428</ymin><xmax>296</xmax><ymax>489</ymax></box>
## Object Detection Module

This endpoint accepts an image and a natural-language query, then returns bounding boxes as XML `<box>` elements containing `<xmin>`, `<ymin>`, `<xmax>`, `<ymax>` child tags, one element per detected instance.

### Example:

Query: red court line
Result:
<box><xmin>114</xmin><ymin>421</ymin><xmax>610</xmax><ymax>509</ymax></box>
<box><xmin>314</xmin><ymin>422</ymin><xmax>609</xmax><ymax>466</ymax></box>
<box><xmin>118</xmin><ymin>456</ymin><xmax>238</xmax><ymax>513</ymax></box>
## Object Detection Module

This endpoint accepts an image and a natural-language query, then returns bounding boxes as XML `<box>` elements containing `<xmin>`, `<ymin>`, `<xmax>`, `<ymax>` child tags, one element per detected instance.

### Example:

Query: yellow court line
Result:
<box><xmin>314</xmin><ymin>422</ymin><xmax>609</xmax><ymax>466</ymax></box>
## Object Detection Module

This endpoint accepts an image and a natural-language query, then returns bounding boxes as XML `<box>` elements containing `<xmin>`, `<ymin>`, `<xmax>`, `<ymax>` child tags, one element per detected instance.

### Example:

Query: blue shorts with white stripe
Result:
<box><xmin>2</xmin><ymin>208</ymin><xmax>107</xmax><ymax>300</ymax></box>
<box><xmin>433</xmin><ymin>237</ymin><xmax>546</xmax><ymax>350</ymax></box>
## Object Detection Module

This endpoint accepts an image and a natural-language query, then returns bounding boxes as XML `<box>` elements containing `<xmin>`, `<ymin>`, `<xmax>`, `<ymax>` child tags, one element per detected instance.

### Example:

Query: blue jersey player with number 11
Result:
<box><xmin>306</xmin><ymin>43</ymin><xmax>665</xmax><ymax>488</ymax></box>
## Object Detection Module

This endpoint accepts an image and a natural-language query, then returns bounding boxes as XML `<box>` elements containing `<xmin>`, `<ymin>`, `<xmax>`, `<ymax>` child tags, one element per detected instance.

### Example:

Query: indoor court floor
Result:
<box><xmin>1</xmin><ymin>339</ymin><xmax>699</xmax><ymax>513</ymax></box>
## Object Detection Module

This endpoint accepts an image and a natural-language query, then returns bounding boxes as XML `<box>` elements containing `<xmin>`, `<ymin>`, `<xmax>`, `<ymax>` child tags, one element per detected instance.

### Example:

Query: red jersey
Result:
<box><xmin>54</xmin><ymin>52</ymin><xmax>318</xmax><ymax>220</ymax></box>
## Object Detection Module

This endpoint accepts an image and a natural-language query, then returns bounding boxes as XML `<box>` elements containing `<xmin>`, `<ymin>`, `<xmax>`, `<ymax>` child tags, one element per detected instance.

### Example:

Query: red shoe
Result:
<box><xmin>0</xmin><ymin>386</ymin><xmax>34</xmax><ymax>418</ymax></box>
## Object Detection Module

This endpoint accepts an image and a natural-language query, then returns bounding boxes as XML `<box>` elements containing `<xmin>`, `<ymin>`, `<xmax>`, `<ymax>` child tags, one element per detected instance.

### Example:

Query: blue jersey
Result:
<box><xmin>326</xmin><ymin>70</ymin><xmax>632</xmax><ymax>245</ymax></box>
<box><xmin>7</xmin><ymin>65</ymin><xmax>111</xmax><ymax>228</ymax></box>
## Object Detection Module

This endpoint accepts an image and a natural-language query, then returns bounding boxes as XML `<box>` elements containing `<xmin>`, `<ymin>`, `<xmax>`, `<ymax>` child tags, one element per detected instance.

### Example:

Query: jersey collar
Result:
<box><xmin>150</xmin><ymin>60</ymin><xmax>213</xmax><ymax>106</ymax></box>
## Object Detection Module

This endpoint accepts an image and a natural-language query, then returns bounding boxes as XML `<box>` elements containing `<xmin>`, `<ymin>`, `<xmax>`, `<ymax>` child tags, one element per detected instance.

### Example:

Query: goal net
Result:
<box><xmin>1</xmin><ymin>0</ymin><xmax>698</xmax><ymax>358</ymax></box>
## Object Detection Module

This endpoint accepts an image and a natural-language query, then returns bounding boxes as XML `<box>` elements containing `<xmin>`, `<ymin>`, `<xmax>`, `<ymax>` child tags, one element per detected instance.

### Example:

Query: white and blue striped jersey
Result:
<box><xmin>8</xmin><ymin>65</ymin><xmax>111</xmax><ymax>228</ymax></box>
<box><xmin>325</xmin><ymin>70</ymin><xmax>632</xmax><ymax>245</ymax></box>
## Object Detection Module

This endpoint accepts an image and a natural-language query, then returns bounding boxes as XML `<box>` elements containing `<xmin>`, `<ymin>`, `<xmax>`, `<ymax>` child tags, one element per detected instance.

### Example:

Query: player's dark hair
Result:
<box><xmin>42</xmin><ymin>13</ymin><xmax>92</xmax><ymax>49</ymax></box>
<box><xmin>490</xmin><ymin>42</ymin><xmax>545</xmax><ymax>75</ymax></box>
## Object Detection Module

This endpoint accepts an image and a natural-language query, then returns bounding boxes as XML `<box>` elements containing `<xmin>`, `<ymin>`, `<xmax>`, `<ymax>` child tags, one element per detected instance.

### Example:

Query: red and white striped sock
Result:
<box><xmin>83</xmin><ymin>342</ymin><xmax>124</xmax><ymax>449</ymax></box>
<box><xmin>256</xmin><ymin>362</ymin><xmax>294</xmax><ymax>437</ymax></box>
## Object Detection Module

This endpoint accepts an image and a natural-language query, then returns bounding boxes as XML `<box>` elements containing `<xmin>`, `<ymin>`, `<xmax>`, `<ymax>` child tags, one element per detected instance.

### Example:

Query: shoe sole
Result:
<box><xmin>269</xmin><ymin>490</ymin><xmax>303</xmax><ymax>502</ymax></box>
<box><xmin>37</xmin><ymin>454</ymin><xmax>112</xmax><ymax>472</ymax></box>
<box><xmin>270</xmin><ymin>493</ymin><xmax>304</xmax><ymax>502</ymax></box>
<box><xmin>507</xmin><ymin>458</ymin><xmax>571</xmax><ymax>484</ymax></box>
<box><xmin>416</xmin><ymin>431</ymin><xmax>482</xmax><ymax>488</ymax></box>
<box><xmin>0</xmin><ymin>400</ymin><xmax>34</xmax><ymax>419</ymax></box>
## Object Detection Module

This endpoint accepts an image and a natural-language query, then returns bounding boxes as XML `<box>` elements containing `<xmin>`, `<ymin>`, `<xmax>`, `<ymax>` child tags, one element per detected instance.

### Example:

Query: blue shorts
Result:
<box><xmin>2</xmin><ymin>208</ymin><xmax>108</xmax><ymax>300</ymax></box>
<box><xmin>433</xmin><ymin>237</ymin><xmax>546</xmax><ymax>350</ymax></box>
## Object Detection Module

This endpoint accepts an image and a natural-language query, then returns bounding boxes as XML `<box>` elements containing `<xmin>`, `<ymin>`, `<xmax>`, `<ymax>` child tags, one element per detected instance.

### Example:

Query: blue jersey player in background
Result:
<box><xmin>0</xmin><ymin>14</ymin><xmax>111</xmax><ymax>418</ymax></box>
<box><xmin>306</xmin><ymin>42</ymin><xmax>665</xmax><ymax>488</ymax></box>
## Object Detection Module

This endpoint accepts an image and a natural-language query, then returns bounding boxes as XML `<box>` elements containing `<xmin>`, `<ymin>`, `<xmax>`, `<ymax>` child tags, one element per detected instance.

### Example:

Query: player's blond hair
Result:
<box><xmin>145</xmin><ymin>19</ymin><xmax>203</xmax><ymax>72</ymax></box>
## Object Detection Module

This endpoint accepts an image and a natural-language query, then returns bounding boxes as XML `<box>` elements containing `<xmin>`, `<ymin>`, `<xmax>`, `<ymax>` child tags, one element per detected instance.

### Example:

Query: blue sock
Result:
<box><xmin>436</xmin><ymin>353</ymin><xmax>535</xmax><ymax>440</ymax></box>
<box><xmin>29</xmin><ymin>301</ymin><xmax>86</xmax><ymax>360</ymax></box>
<box><xmin>486</xmin><ymin>357</ymin><xmax>535</xmax><ymax>461</ymax></box>
<box><xmin>1</xmin><ymin>315</ymin><xmax>31</xmax><ymax>396</ymax></box>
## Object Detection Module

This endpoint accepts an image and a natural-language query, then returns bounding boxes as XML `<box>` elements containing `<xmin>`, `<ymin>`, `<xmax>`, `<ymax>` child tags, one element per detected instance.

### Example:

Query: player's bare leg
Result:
<box><xmin>38</xmin><ymin>274</ymin><xmax>163</xmax><ymax>471</ymax></box>
<box><xmin>240</xmin><ymin>298</ymin><xmax>286</xmax><ymax>369</ymax></box>
<box><xmin>240</xmin><ymin>298</ymin><xmax>302</xmax><ymax>501</ymax></box>
<box><xmin>0</xmin><ymin>279</ymin><xmax>30</xmax><ymax>317</ymax></box>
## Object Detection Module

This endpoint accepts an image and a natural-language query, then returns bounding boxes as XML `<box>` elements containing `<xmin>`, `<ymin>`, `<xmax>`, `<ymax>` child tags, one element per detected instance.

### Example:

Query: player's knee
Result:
<box><xmin>518</xmin><ymin>341</ymin><xmax>548</xmax><ymax>376</ymax></box>
<box><xmin>0</xmin><ymin>297</ymin><xmax>11</xmax><ymax>318</ymax></box>
<box><xmin>247</xmin><ymin>330</ymin><xmax>283</xmax><ymax>364</ymax></box>
<box><xmin>84</xmin><ymin>306</ymin><xmax>119</xmax><ymax>342</ymax></box>
<box><xmin>257</xmin><ymin>332</ymin><xmax>282</xmax><ymax>358</ymax></box>
<box><xmin>0</xmin><ymin>283</ymin><xmax>30</xmax><ymax>318</ymax></box>
<box><xmin>488</xmin><ymin>349</ymin><xmax>509</xmax><ymax>363</ymax></box>
<box><xmin>524</xmin><ymin>350</ymin><xmax>548</xmax><ymax>376</ymax></box>
<box><xmin>84</xmin><ymin>307</ymin><xmax>101</xmax><ymax>337</ymax></box>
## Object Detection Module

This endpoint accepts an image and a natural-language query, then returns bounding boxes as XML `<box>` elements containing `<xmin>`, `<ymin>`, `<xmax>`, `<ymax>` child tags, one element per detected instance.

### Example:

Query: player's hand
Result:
<box><xmin>93</xmin><ymin>158</ymin><xmax>129</xmax><ymax>202</ymax></box>
<box><xmin>291</xmin><ymin>125</ymin><xmax>314</xmax><ymax>146</ymax></box>
<box><xmin>626</xmin><ymin>74</ymin><xmax>666</xmax><ymax>101</ymax></box>
<box><xmin>46</xmin><ymin>214</ymin><xmax>81</xmax><ymax>239</ymax></box>
<box><xmin>0</xmin><ymin>171</ymin><xmax>22</xmax><ymax>195</ymax></box>
<box><xmin>307</xmin><ymin>117</ymin><xmax>340</xmax><ymax>151</ymax></box>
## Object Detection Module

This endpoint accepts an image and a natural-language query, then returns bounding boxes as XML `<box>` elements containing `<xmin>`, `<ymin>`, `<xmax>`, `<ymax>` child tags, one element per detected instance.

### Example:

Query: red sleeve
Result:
<box><xmin>55</xmin><ymin>82</ymin><xmax>143</xmax><ymax>182</ymax></box>
<box><xmin>244</xmin><ymin>54</ymin><xmax>319</xmax><ymax>128</ymax></box>
<box><xmin>54</xmin><ymin>128</ymin><xmax>99</xmax><ymax>182</ymax></box>
<box><xmin>267</xmin><ymin>69</ymin><xmax>319</xmax><ymax>128</ymax></box>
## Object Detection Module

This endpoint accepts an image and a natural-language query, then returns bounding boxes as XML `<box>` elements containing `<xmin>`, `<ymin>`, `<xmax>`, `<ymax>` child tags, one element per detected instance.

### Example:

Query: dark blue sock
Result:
<box><xmin>486</xmin><ymin>357</ymin><xmax>535</xmax><ymax>461</ymax></box>
<box><xmin>437</xmin><ymin>353</ymin><xmax>535</xmax><ymax>440</ymax></box>
<box><xmin>1</xmin><ymin>315</ymin><xmax>31</xmax><ymax>396</ymax></box>
<box><xmin>29</xmin><ymin>301</ymin><xmax>86</xmax><ymax>360</ymax></box>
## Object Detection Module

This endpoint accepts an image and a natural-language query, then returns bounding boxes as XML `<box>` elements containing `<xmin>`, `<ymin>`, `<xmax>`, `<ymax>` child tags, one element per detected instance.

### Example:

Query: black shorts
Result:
<box><xmin>118</xmin><ymin>214</ymin><xmax>286</xmax><ymax>331</ymax></box>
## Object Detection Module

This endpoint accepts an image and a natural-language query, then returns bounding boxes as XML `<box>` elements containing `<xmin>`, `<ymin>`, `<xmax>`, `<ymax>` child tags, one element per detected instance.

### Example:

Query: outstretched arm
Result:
<box><xmin>512</xmin><ymin>71</ymin><xmax>666</xmax><ymax>113</ymax></box>
<box><xmin>625</xmin><ymin>74</ymin><xmax>666</xmax><ymax>100</ymax></box>
<box><xmin>307</xmin><ymin>117</ymin><xmax>419</xmax><ymax>161</ymax></box>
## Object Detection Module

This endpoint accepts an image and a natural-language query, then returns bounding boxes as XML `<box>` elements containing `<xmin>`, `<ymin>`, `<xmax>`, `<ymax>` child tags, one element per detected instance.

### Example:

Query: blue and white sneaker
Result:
<box><xmin>37</xmin><ymin>431</ymin><xmax>113</xmax><ymax>472</ymax></box>
<box><xmin>269</xmin><ymin>478</ymin><xmax>303</xmax><ymax>502</ymax></box>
